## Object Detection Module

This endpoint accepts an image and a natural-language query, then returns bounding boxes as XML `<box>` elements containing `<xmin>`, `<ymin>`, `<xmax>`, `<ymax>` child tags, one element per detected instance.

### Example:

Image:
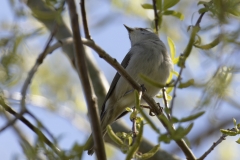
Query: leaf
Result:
<box><xmin>197</xmin><ymin>1</ymin><xmax>209</xmax><ymax>6</ymax></box>
<box><xmin>173</xmin><ymin>57</ymin><xmax>179</xmax><ymax>64</ymax></box>
<box><xmin>236</xmin><ymin>138</ymin><xmax>240</xmax><ymax>144</ymax></box>
<box><xmin>233</xmin><ymin>118</ymin><xmax>237</xmax><ymax>126</ymax></box>
<box><xmin>138</xmin><ymin>145</ymin><xmax>160</xmax><ymax>159</ymax></box>
<box><xmin>220</xmin><ymin>129</ymin><xmax>238</xmax><ymax>136</ymax></box>
<box><xmin>171</xmin><ymin>116</ymin><xmax>179</xmax><ymax>123</ymax></box>
<box><xmin>198</xmin><ymin>8</ymin><xmax>209</xmax><ymax>14</ymax></box>
<box><xmin>135</xmin><ymin>91</ymin><xmax>160</xmax><ymax>134</ymax></box>
<box><xmin>194</xmin><ymin>37</ymin><xmax>220</xmax><ymax>50</ymax></box>
<box><xmin>172</xmin><ymin>123</ymin><xmax>193</xmax><ymax>140</ymax></box>
<box><xmin>140</xmin><ymin>74</ymin><xmax>165</xmax><ymax>88</ymax></box>
<box><xmin>166</xmin><ymin>94</ymin><xmax>172</xmax><ymax>100</ymax></box>
<box><xmin>163</xmin><ymin>10</ymin><xmax>184</xmax><ymax>20</ymax></box>
<box><xmin>141</xmin><ymin>4</ymin><xmax>153</xmax><ymax>9</ymax></box>
<box><xmin>163</xmin><ymin>0</ymin><xmax>180</xmax><ymax>10</ymax></box>
<box><xmin>126</xmin><ymin>121</ymin><xmax>144</xmax><ymax>160</ymax></box>
<box><xmin>178</xmin><ymin>79</ymin><xmax>194</xmax><ymax>89</ymax></box>
<box><xmin>107</xmin><ymin>125</ymin><xmax>124</xmax><ymax>145</ymax></box>
<box><xmin>158</xmin><ymin>134</ymin><xmax>171</xmax><ymax>143</ymax></box>
<box><xmin>126</xmin><ymin>107</ymin><xmax>133</xmax><ymax>112</ymax></box>
<box><xmin>178</xmin><ymin>111</ymin><xmax>205</xmax><ymax>122</ymax></box>
<box><xmin>167</xmin><ymin>37</ymin><xmax>176</xmax><ymax>60</ymax></box>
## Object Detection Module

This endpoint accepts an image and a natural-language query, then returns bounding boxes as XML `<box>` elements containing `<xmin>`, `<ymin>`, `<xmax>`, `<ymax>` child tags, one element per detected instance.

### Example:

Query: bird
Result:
<box><xmin>84</xmin><ymin>25</ymin><xmax>173</xmax><ymax>155</ymax></box>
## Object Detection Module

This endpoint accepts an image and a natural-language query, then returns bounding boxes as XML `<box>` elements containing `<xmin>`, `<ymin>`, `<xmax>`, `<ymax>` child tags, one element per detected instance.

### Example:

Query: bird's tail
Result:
<box><xmin>83</xmin><ymin>134</ymin><xmax>94</xmax><ymax>155</ymax></box>
<box><xmin>83</xmin><ymin>129</ymin><xmax>107</xmax><ymax>155</ymax></box>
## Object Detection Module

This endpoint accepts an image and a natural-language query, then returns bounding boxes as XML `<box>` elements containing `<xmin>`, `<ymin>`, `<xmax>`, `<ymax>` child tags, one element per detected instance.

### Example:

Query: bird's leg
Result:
<box><xmin>130</xmin><ymin>106</ymin><xmax>137</xmax><ymax>145</ymax></box>
<box><xmin>140</xmin><ymin>84</ymin><xmax>147</xmax><ymax>93</ymax></box>
<box><xmin>141</xmin><ymin>103</ymin><xmax>163</xmax><ymax>116</ymax></box>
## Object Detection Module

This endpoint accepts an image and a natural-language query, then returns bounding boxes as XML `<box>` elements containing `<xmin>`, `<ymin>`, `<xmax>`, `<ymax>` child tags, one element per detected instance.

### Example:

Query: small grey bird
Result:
<box><xmin>84</xmin><ymin>25</ymin><xmax>173</xmax><ymax>155</ymax></box>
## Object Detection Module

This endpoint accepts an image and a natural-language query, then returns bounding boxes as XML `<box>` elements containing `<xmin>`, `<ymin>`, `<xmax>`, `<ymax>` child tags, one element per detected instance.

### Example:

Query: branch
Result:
<box><xmin>198</xmin><ymin>134</ymin><xmax>226</xmax><ymax>160</ymax></box>
<box><xmin>170</xmin><ymin>11</ymin><xmax>206</xmax><ymax>114</ymax></box>
<box><xmin>81</xmin><ymin>39</ymin><xmax>162</xmax><ymax>115</ymax></box>
<box><xmin>81</xmin><ymin>39</ymin><xmax>196</xmax><ymax>160</ymax></box>
<box><xmin>25</xmin><ymin>1</ymin><xmax>182</xmax><ymax>159</ymax></box>
<box><xmin>66</xmin><ymin>0</ymin><xmax>106</xmax><ymax>159</ymax></box>
<box><xmin>0</xmin><ymin>97</ymin><xmax>62</xmax><ymax>156</ymax></box>
<box><xmin>152</xmin><ymin>0</ymin><xmax>159</xmax><ymax>34</ymax></box>
<box><xmin>80</xmin><ymin>0</ymin><xmax>91</xmax><ymax>40</ymax></box>
<box><xmin>0</xmin><ymin>26</ymin><xmax>57</xmax><ymax>133</ymax></box>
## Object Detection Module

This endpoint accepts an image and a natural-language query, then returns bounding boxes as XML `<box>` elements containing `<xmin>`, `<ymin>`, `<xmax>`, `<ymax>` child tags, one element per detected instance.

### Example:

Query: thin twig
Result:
<box><xmin>169</xmin><ymin>11</ymin><xmax>206</xmax><ymax>114</ymax></box>
<box><xmin>162</xmin><ymin>88</ymin><xmax>171</xmax><ymax>120</ymax></box>
<box><xmin>26</xmin><ymin>110</ymin><xmax>56</xmax><ymax>142</ymax></box>
<box><xmin>80</xmin><ymin>0</ymin><xmax>91</xmax><ymax>40</ymax></box>
<box><xmin>0</xmin><ymin>98</ymin><xmax>62</xmax><ymax>156</ymax></box>
<box><xmin>66</xmin><ymin>0</ymin><xmax>106</xmax><ymax>159</ymax></box>
<box><xmin>152</xmin><ymin>0</ymin><xmax>159</xmax><ymax>34</ymax></box>
<box><xmin>198</xmin><ymin>134</ymin><xmax>227</xmax><ymax>160</ymax></box>
<box><xmin>169</xmin><ymin>67</ymin><xmax>183</xmax><ymax>114</ymax></box>
<box><xmin>131</xmin><ymin>107</ymin><xmax>137</xmax><ymax>138</ymax></box>
<box><xmin>0</xmin><ymin>25</ymin><xmax>58</xmax><ymax>133</ymax></box>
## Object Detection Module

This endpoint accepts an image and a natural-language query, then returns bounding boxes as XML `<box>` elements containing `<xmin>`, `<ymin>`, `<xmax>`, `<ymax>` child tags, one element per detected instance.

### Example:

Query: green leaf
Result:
<box><xmin>107</xmin><ymin>125</ymin><xmax>124</xmax><ymax>145</ymax></box>
<box><xmin>173</xmin><ymin>57</ymin><xmax>179</xmax><ymax>64</ymax></box>
<box><xmin>178</xmin><ymin>79</ymin><xmax>194</xmax><ymax>89</ymax></box>
<box><xmin>158</xmin><ymin>134</ymin><xmax>171</xmax><ymax>143</ymax></box>
<box><xmin>167</xmin><ymin>37</ymin><xmax>176</xmax><ymax>60</ymax></box>
<box><xmin>233</xmin><ymin>118</ymin><xmax>237</xmax><ymax>126</ymax></box>
<box><xmin>163</xmin><ymin>0</ymin><xmax>180</xmax><ymax>10</ymax></box>
<box><xmin>171</xmin><ymin>116</ymin><xmax>179</xmax><ymax>123</ymax></box>
<box><xmin>128</xmin><ymin>136</ymin><xmax>133</xmax><ymax>145</ymax></box>
<box><xmin>135</xmin><ymin>91</ymin><xmax>160</xmax><ymax>134</ymax></box>
<box><xmin>126</xmin><ymin>121</ymin><xmax>144</xmax><ymax>160</ymax></box>
<box><xmin>198</xmin><ymin>8</ymin><xmax>209</xmax><ymax>14</ymax></box>
<box><xmin>233</xmin><ymin>118</ymin><xmax>239</xmax><ymax>132</ymax></box>
<box><xmin>197</xmin><ymin>1</ymin><xmax>209</xmax><ymax>6</ymax></box>
<box><xmin>156</xmin><ymin>0</ymin><xmax>162</xmax><ymax>10</ymax></box>
<box><xmin>140</xmin><ymin>74</ymin><xmax>165</xmax><ymax>88</ymax></box>
<box><xmin>236</xmin><ymin>138</ymin><xmax>240</xmax><ymax>144</ymax></box>
<box><xmin>138</xmin><ymin>145</ymin><xmax>160</xmax><ymax>160</ymax></box>
<box><xmin>163</xmin><ymin>10</ymin><xmax>184</xmax><ymax>20</ymax></box>
<box><xmin>166</xmin><ymin>94</ymin><xmax>172</xmax><ymax>100</ymax></box>
<box><xmin>172</xmin><ymin>123</ymin><xmax>193</xmax><ymax>140</ymax></box>
<box><xmin>126</xmin><ymin>107</ymin><xmax>133</xmax><ymax>112</ymax></box>
<box><xmin>178</xmin><ymin>111</ymin><xmax>205</xmax><ymax>122</ymax></box>
<box><xmin>220</xmin><ymin>129</ymin><xmax>238</xmax><ymax>136</ymax></box>
<box><xmin>194</xmin><ymin>37</ymin><xmax>220</xmax><ymax>50</ymax></box>
<box><xmin>171</xmin><ymin>70</ymin><xmax>179</xmax><ymax>77</ymax></box>
<box><xmin>166</xmin><ymin>87</ymin><xmax>173</xmax><ymax>94</ymax></box>
<box><xmin>141</xmin><ymin>4</ymin><xmax>153</xmax><ymax>9</ymax></box>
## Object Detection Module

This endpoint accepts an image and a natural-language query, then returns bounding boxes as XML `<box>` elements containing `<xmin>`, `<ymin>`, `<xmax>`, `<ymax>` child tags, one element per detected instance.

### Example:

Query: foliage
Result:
<box><xmin>1</xmin><ymin>0</ymin><xmax>240</xmax><ymax>160</ymax></box>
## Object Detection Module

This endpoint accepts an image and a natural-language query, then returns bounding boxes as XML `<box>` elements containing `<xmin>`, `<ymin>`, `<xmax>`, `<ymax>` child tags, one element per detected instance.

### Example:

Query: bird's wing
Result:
<box><xmin>100</xmin><ymin>51</ymin><xmax>133</xmax><ymax>118</ymax></box>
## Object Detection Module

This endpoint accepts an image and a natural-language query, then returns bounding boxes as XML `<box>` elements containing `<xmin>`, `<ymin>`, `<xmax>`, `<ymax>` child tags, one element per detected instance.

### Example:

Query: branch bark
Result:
<box><xmin>24</xmin><ymin>0</ymin><xmax>181</xmax><ymax>159</ymax></box>
<box><xmin>66</xmin><ymin>0</ymin><xmax>106</xmax><ymax>159</ymax></box>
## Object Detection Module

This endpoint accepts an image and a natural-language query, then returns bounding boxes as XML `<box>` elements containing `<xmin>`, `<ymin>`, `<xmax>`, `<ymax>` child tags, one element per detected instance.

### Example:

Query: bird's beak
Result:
<box><xmin>124</xmin><ymin>24</ymin><xmax>134</xmax><ymax>32</ymax></box>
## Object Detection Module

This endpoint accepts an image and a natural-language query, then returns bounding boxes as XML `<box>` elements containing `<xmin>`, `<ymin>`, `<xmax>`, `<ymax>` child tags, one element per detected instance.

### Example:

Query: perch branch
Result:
<box><xmin>66</xmin><ymin>0</ymin><xmax>106</xmax><ymax>159</ymax></box>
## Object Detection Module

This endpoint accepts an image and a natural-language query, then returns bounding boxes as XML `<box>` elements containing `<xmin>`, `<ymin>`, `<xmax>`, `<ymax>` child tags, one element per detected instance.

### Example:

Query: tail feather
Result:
<box><xmin>84</xmin><ymin>129</ymin><xmax>107</xmax><ymax>155</ymax></box>
<box><xmin>84</xmin><ymin>134</ymin><xmax>94</xmax><ymax>155</ymax></box>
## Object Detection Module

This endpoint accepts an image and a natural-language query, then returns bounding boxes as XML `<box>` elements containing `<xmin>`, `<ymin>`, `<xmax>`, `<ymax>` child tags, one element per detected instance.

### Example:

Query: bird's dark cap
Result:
<box><xmin>124</xmin><ymin>24</ymin><xmax>134</xmax><ymax>32</ymax></box>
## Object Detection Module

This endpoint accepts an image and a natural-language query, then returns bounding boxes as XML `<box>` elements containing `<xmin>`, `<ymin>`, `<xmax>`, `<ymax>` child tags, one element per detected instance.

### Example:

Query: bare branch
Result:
<box><xmin>66</xmin><ymin>0</ymin><xmax>106</xmax><ymax>159</ymax></box>
<box><xmin>198</xmin><ymin>134</ymin><xmax>226</xmax><ymax>160</ymax></box>
<box><xmin>0</xmin><ymin>26</ymin><xmax>57</xmax><ymax>133</ymax></box>
<box><xmin>80</xmin><ymin>0</ymin><xmax>91</xmax><ymax>40</ymax></box>
<box><xmin>152</xmin><ymin>0</ymin><xmax>159</xmax><ymax>34</ymax></box>
<box><xmin>0</xmin><ymin>97</ymin><xmax>62</xmax><ymax>156</ymax></box>
<box><xmin>170</xmin><ymin>11</ymin><xmax>206</xmax><ymax>114</ymax></box>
